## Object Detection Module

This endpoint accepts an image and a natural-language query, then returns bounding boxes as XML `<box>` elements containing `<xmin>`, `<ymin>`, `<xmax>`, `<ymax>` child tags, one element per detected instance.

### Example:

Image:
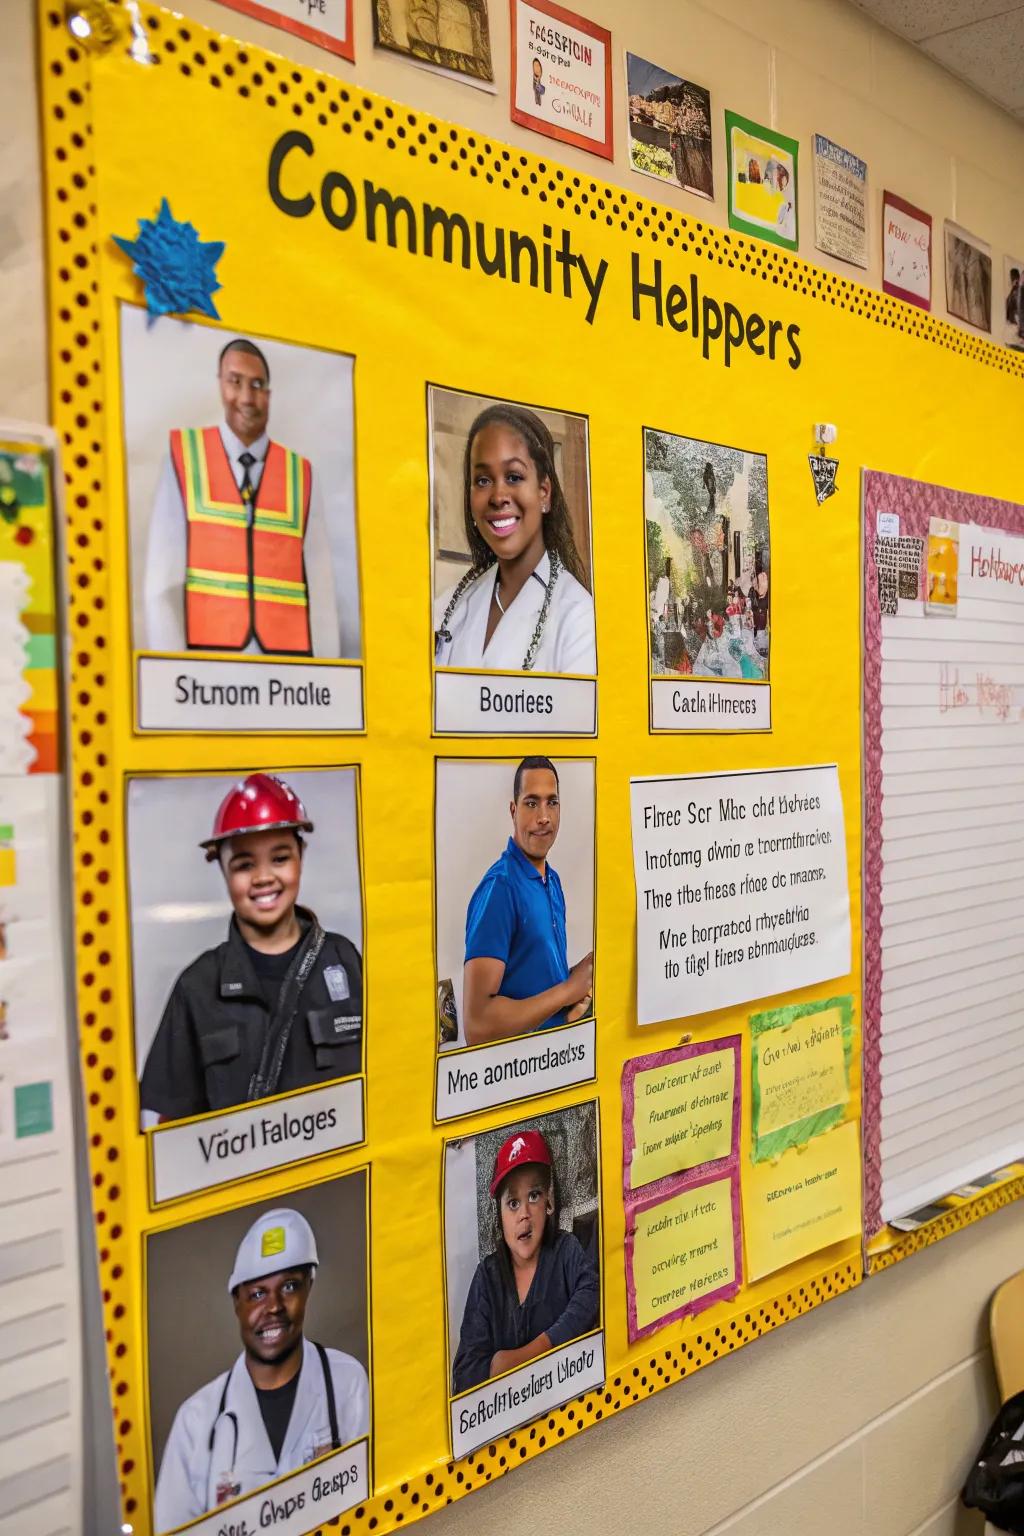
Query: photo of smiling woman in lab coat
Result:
<box><xmin>147</xmin><ymin>1180</ymin><xmax>370</xmax><ymax>1532</ymax></box>
<box><xmin>432</xmin><ymin>398</ymin><xmax>596</xmax><ymax>675</ymax></box>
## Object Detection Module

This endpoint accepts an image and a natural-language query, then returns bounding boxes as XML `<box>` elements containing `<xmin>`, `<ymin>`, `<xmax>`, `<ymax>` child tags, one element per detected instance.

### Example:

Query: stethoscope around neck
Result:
<box><xmin>205</xmin><ymin>1344</ymin><xmax>341</xmax><ymax>1493</ymax></box>
<box><xmin>208</xmin><ymin>1362</ymin><xmax>241</xmax><ymax>1483</ymax></box>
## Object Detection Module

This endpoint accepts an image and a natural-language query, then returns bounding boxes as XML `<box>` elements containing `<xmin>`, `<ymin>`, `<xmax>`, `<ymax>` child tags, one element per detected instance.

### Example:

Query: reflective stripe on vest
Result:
<box><xmin>170</xmin><ymin>426</ymin><xmax>313</xmax><ymax>655</ymax></box>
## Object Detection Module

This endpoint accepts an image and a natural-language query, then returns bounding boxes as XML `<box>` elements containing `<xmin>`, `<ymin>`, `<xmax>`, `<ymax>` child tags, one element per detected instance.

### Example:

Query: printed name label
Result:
<box><xmin>150</xmin><ymin>1079</ymin><xmax>364</xmax><ymax>1204</ymax></box>
<box><xmin>652</xmin><ymin>680</ymin><xmax>770</xmax><ymax>732</ymax></box>
<box><xmin>137</xmin><ymin>656</ymin><xmax>364</xmax><ymax>732</ymax></box>
<box><xmin>450</xmin><ymin>1332</ymin><xmax>605</xmax><ymax>1459</ymax></box>
<box><xmin>434</xmin><ymin>671</ymin><xmax>596</xmax><ymax>735</ymax></box>
<box><xmin>171</xmin><ymin>1436</ymin><xmax>368</xmax><ymax>1536</ymax></box>
<box><xmin>435</xmin><ymin>1019</ymin><xmax>596</xmax><ymax>1121</ymax></box>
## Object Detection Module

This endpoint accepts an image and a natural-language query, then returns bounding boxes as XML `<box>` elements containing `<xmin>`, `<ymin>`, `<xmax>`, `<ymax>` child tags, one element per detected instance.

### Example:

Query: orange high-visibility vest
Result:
<box><xmin>169</xmin><ymin>427</ymin><xmax>313</xmax><ymax>655</ymax></box>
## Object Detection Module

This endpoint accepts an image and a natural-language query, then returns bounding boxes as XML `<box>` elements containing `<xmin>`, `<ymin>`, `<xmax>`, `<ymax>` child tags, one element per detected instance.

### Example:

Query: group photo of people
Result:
<box><xmin>147</xmin><ymin>1175</ymin><xmax>370</xmax><ymax>1530</ymax></box>
<box><xmin>434</xmin><ymin>756</ymin><xmax>595</xmax><ymax>1052</ymax></box>
<box><xmin>119</xmin><ymin>307</ymin><xmax>363</xmax><ymax>662</ymax></box>
<box><xmin>444</xmin><ymin>1102</ymin><xmax>601</xmax><ymax>1396</ymax></box>
<box><xmin>429</xmin><ymin>386</ymin><xmax>597</xmax><ymax>678</ymax></box>
<box><xmin>645</xmin><ymin>429</ymin><xmax>771</xmax><ymax>683</ymax></box>
<box><xmin>128</xmin><ymin>767</ymin><xmax>365</xmax><ymax>1127</ymax></box>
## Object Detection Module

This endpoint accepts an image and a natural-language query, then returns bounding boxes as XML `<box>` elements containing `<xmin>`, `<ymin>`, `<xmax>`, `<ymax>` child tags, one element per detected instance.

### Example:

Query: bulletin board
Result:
<box><xmin>38</xmin><ymin>3</ymin><xmax>1024</xmax><ymax>1532</ymax></box>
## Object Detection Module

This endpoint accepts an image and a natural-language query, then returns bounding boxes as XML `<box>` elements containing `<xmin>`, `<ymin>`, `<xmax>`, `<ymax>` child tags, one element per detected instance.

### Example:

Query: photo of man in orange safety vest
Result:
<box><xmin>142</xmin><ymin>337</ymin><xmax>341</xmax><ymax>656</ymax></box>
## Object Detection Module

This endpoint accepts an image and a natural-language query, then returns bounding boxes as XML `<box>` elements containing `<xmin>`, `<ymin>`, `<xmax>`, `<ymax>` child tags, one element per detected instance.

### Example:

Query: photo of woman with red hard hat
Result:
<box><xmin>130</xmin><ymin>767</ymin><xmax>364</xmax><ymax>1127</ymax></box>
<box><xmin>445</xmin><ymin>1102</ymin><xmax>601</xmax><ymax>1397</ymax></box>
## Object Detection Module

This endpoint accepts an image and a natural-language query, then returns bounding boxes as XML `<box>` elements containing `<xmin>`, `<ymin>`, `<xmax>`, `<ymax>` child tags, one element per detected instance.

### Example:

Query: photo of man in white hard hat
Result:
<box><xmin>153</xmin><ymin>1204</ymin><xmax>369</xmax><ymax>1530</ymax></box>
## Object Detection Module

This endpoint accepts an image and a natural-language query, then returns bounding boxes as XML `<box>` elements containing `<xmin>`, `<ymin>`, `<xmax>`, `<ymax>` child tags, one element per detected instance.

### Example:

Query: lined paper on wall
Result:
<box><xmin>879</xmin><ymin>524</ymin><xmax>1024</xmax><ymax>1219</ymax></box>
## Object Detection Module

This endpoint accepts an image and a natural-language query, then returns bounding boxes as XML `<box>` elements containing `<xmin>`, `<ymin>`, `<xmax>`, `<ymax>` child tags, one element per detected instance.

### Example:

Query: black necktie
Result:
<box><xmin>238</xmin><ymin>450</ymin><xmax>256</xmax><ymax>510</ymax></box>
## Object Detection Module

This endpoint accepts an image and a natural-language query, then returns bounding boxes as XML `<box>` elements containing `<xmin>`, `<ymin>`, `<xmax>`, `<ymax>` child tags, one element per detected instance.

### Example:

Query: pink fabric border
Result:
<box><xmin>624</xmin><ymin>1162</ymin><xmax>742</xmax><ymax>1343</ymax></box>
<box><xmin>861</xmin><ymin>469</ymin><xmax>1024</xmax><ymax>1235</ymax></box>
<box><xmin>620</xmin><ymin>1036</ymin><xmax>742</xmax><ymax>1198</ymax></box>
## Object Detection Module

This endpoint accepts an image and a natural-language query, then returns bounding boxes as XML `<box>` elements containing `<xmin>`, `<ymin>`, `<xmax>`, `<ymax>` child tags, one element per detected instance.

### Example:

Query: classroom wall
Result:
<box><xmin>5</xmin><ymin>0</ymin><xmax>1024</xmax><ymax>1532</ymax></box>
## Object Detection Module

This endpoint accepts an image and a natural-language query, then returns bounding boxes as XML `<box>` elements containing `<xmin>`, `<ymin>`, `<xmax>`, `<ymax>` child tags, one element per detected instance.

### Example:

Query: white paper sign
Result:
<box><xmin>211</xmin><ymin>0</ymin><xmax>352</xmax><ymax>59</ymax></box>
<box><xmin>512</xmin><ymin>0</ymin><xmax>610</xmax><ymax>156</ymax></box>
<box><xmin>435</xmin><ymin>1018</ymin><xmax>595</xmax><ymax>1121</ymax></box>
<box><xmin>630</xmin><ymin>765</ymin><xmax>851</xmax><ymax>1025</ymax></box>
<box><xmin>883</xmin><ymin>194</ymin><xmax>931</xmax><ymax>306</ymax></box>
<box><xmin>150</xmin><ymin>1079</ymin><xmax>365</xmax><ymax>1204</ymax></box>
<box><xmin>137</xmin><ymin>655</ymin><xmax>364</xmax><ymax>732</ymax></box>
<box><xmin>959</xmin><ymin>529</ymin><xmax>1024</xmax><ymax>604</ymax></box>
<box><xmin>165</xmin><ymin>1436</ymin><xmax>368</xmax><ymax>1536</ymax></box>
<box><xmin>434</xmin><ymin>671</ymin><xmax>596</xmax><ymax>735</ymax></box>
<box><xmin>451</xmin><ymin>1332</ymin><xmax>605</xmax><ymax>1458</ymax></box>
<box><xmin>651</xmin><ymin>679</ymin><xmax>770</xmax><ymax>732</ymax></box>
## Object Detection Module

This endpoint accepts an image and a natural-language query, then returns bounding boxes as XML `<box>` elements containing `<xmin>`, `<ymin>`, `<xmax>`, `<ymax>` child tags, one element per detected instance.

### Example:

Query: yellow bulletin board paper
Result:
<box><xmin>39</xmin><ymin>0</ymin><xmax>1024</xmax><ymax>1528</ymax></box>
<box><xmin>750</xmin><ymin>996</ymin><xmax>854</xmax><ymax>1161</ymax></box>
<box><xmin>627</xmin><ymin>1171</ymin><xmax>740</xmax><ymax>1339</ymax></box>
<box><xmin>622</xmin><ymin>1037</ymin><xmax>740</xmax><ymax>1191</ymax></box>
<box><xmin>743</xmin><ymin>1121</ymin><xmax>862</xmax><ymax>1282</ymax></box>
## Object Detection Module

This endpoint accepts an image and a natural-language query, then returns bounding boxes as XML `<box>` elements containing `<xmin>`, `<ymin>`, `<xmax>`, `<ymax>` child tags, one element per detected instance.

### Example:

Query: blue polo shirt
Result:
<box><xmin>464</xmin><ymin>838</ymin><xmax>569</xmax><ymax>1030</ymax></box>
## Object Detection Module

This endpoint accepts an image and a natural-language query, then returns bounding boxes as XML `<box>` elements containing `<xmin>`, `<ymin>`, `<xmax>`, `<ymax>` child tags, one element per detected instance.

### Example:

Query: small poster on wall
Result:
<box><xmin>625</xmin><ymin>53</ymin><xmax>713</xmax><ymax>199</ymax></box>
<box><xmin>1002</xmin><ymin>255</ymin><xmax>1024</xmax><ymax>349</ymax></box>
<box><xmin>373</xmin><ymin>0</ymin><xmax>494</xmax><ymax>83</ymax></box>
<box><xmin>211</xmin><ymin>0</ymin><xmax>354</xmax><ymax>59</ymax></box>
<box><xmin>945</xmin><ymin>221</ymin><xmax>992</xmax><ymax>332</ymax></box>
<box><xmin>511</xmin><ymin>0</ymin><xmax>613</xmax><ymax>160</ymax></box>
<box><xmin>724</xmin><ymin>112</ymin><xmax>798</xmax><ymax>251</ymax></box>
<box><xmin>882</xmin><ymin>191</ymin><xmax>931</xmax><ymax>311</ymax></box>
<box><xmin>812</xmin><ymin>133</ymin><xmax>867</xmax><ymax>268</ymax></box>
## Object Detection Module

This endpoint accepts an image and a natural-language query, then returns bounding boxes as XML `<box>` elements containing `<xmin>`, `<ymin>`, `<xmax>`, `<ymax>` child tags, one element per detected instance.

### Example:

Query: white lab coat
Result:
<box><xmin>433</xmin><ymin>551</ymin><xmax>596</xmax><ymax>674</ymax></box>
<box><xmin>142</xmin><ymin>423</ymin><xmax>341</xmax><ymax>657</ymax></box>
<box><xmin>154</xmin><ymin>1339</ymin><xmax>369</xmax><ymax>1531</ymax></box>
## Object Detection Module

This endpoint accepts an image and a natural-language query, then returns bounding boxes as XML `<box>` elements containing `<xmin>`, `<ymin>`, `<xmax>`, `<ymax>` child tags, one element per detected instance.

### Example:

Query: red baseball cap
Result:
<box><xmin>490</xmin><ymin>1130</ymin><xmax>552</xmax><ymax>1197</ymax></box>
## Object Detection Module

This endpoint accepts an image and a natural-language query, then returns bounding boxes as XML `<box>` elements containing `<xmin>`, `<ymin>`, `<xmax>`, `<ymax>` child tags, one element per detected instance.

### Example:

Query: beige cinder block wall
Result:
<box><xmin>6</xmin><ymin>1</ymin><xmax>1024</xmax><ymax>1533</ymax></box>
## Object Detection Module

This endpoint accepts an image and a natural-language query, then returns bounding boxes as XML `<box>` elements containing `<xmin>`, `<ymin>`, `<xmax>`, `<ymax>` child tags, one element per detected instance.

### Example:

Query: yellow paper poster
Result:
<box><xmin>628</xmin><ymin>1173</ymin><xmax>740</xmax><ymax>1338</ymax></box>
<box><xmin>626</xmin><ymin>1041</ymin><xmax>738</xmax><ymax>1190</ymax></box>
<box><xmin>743</xmin><ymin>1120</ymin><xmax>862</xmax><ymax>1282</ymax></box>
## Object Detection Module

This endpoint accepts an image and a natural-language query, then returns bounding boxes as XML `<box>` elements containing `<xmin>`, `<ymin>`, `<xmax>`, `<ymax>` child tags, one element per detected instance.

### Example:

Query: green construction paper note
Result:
<box><xmin>750</xmin><ymin>996</ymin><xmax>854</xmax><ymax>1162</ymax></box>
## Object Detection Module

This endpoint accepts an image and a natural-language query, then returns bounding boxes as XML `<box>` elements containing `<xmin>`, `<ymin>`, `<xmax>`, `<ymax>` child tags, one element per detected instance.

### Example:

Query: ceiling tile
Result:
<box><xmin>851</xmin><ymin>0</ymin><xmax>1024</xmax><ymax>44</ymax></box>
<box><xmin>922</xmin><ymin>9</ymin><xmax>1024</xmax><ymax>110</ymax></box>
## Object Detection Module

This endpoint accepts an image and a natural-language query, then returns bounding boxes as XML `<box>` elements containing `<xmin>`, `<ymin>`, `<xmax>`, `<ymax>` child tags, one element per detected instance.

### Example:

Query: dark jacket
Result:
<box><xmin>140</xmin><ymin>907</ymin><xmax>362</xmax><ymax>1120</ymax></box>
<box><xmin>452</xmin><ymin>1229</ymin><xmax>598</xmax><ymax>1394</ymax></box>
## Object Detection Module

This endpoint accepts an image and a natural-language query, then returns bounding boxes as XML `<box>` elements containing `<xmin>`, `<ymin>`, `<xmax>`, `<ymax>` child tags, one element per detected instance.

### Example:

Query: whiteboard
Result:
<box><xmin>862</xmin><ymin>472</ymin><xmax>1024</xmax><ymax>1230</ymax></box>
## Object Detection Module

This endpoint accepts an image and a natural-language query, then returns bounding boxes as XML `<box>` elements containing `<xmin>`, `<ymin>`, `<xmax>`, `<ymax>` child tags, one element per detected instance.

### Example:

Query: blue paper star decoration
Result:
<box><xmin>113</xmin><ymin>198</ymin><xmax>224</xmax><ymax>324</ymax></box>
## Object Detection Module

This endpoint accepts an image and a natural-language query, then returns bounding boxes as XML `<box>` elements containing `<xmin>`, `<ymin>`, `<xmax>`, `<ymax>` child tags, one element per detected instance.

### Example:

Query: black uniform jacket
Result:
<box><xmin>140</xmin><ymin>908</ymin><xmax>363</xmax><ymax>1120</ymax></box>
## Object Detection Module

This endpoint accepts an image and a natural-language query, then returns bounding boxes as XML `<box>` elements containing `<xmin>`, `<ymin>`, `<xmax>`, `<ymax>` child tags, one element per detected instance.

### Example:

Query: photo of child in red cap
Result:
<box><xmin>452</xmin><ymin>1120</ymin><xmax>599</xmax><ymax>1393</ymax></box>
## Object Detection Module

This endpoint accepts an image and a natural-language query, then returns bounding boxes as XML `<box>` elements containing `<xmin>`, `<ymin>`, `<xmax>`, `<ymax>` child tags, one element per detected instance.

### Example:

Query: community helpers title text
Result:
<box><xmin>268</xmin><ymin>132</ymin><xmax>804</xmax><ymax>369</ymax></box>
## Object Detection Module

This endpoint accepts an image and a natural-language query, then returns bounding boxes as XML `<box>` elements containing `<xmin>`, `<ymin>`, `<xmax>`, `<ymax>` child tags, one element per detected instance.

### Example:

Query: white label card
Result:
<box><xmin>630</xmin><ymin>764</ymin><xmax>851</xmax><ymax>1025</ymax></box>
<box><xmin>163</xmin><ymin>1436</ymin><xmax>369</xmax><ymax>1536</ymax></box>
<box><xmin>150</xmin><ymin>1078</ymin><xmax>364</xmax><ymax>1204</ymax></box>
<box><xmin>137</xmin><ymin>655</ymin><xmax>364</xmax><ymax>732</ymax></box>
<box><xmin>435</xmin><ymin>1019</ymin><xmax>596</xmax><ymax>1121</ymax></box>
<box><xmin>652</xmin><ymin>680</ymin><xmax>770</xmax><ymax>732</ymax></box>
<box><xmin>450</xmin><ymin>1332</ymin><xmax>605</xmax><ymax>1459</ymax></box>
<box><xmin>434</xmin><ymin>671</ymin><xmax>596</xmax><ymax>735</ymax></box>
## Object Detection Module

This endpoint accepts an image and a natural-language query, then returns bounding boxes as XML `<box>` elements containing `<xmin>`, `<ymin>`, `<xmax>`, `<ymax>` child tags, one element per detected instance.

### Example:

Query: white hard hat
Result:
<box><xmin>228</xmin><ymin>1207</ymin><xmax>319</xmax><ymax>1292</ymax></box>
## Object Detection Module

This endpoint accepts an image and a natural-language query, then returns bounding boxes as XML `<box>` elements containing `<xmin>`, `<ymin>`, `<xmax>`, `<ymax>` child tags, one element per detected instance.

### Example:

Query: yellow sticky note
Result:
<box><xmin>630</xmin><ymin>1048</ymin><xmax>735</xmax><ymax>1188</ymax></box>
<box><xmin>743</xmin><ymin>1121</ymin><xmax>862</xmax><ymax>1282</ymax></box>
<box><xmin>632</xmin><ymin>1176</ymin><xmax>736</xmax><ymax>1333</ymax></box>
<box><xmin>756</xmin><ymin>1006</ymin><xmax>847</xmax><ymax>1137</ymax></box>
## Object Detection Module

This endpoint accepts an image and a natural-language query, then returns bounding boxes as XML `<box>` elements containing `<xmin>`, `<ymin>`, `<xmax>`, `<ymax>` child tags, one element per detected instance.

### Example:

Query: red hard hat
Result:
<box><xmin>200</xmin><ymin>773</ymin><xmax>313</xmax><ymax>860</ymax></box>
<box><xmin>490</xmin><ymin>1129</ymin><xmax>552</xmax><ymax>1197</ymax></box>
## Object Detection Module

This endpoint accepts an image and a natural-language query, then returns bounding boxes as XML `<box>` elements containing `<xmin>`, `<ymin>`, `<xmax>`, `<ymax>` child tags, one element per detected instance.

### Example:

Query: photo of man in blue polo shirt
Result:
<box><xmin>462</xmin><ymin>757</ymin><xmax>594</xmax><ymax>1046</ymax></box>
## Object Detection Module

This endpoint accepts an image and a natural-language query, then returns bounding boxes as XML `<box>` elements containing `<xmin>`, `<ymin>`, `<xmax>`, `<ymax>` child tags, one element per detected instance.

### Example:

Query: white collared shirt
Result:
<box><xmin>433</xmin><ymin>550</ymin><xmax>596</xmax><ymax>674</ymax></box>
<box><xmin>142</xmin><ymin>422</ymin><xmax>340</xmax><ymax>656</ymax></box>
